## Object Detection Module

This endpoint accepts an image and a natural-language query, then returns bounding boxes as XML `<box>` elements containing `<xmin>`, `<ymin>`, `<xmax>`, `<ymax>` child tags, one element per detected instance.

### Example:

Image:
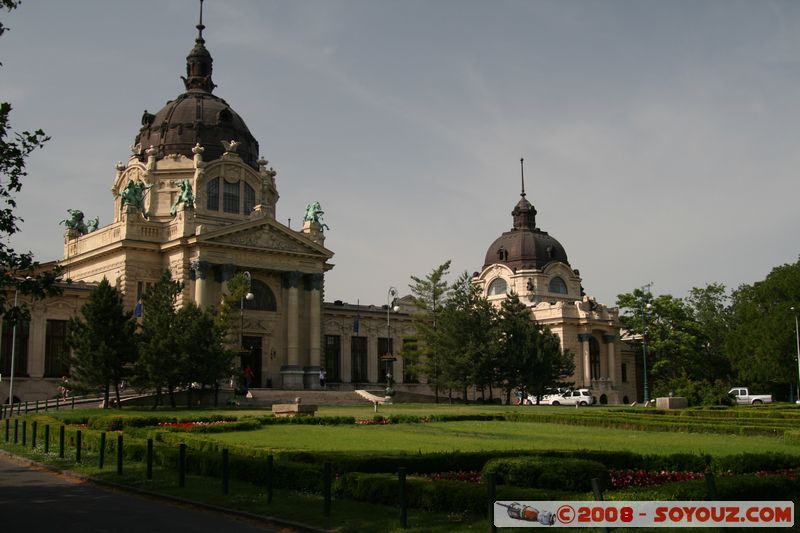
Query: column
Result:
<box><xmin>190</xmin><ymin>260</ymin><xmax>211</xmax><ymax>308</ymax></box>
<box><xmin>342</xmin><ymin>334</ymin><xmax>352</xmax><ymax>384</ymax></box>
<box><xmin>603</xmin><ymin>334</ymin><xmax>617</xmax><ymax>385</ymax></box>
<box><xmin>307</xmin><ymin>274</ymin><xmax>323</xmax><ymax>387</ymax></box>
<box><xmin>577</xmin><ymin>333</ymin><xmax>592</xmax><ymax>388</ymax></box>
<box><xmin>280</xmin><ymin>271</ymin><xmax>304</xmax><ymax>389</ymax></box>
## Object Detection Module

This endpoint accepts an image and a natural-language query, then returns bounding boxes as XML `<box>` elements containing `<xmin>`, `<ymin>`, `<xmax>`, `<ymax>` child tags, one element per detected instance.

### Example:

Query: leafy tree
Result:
<box><xmin>686</xmin><ymin>282</ymin><xmax>732</xmax><ymax>381</ymax></box>
<box><xmin>617</xmin><ymin>289</ymin><xmax>705</xmax><ymax>396</ymax></box>
<box><xmin>66</xmin><ymin>279</ymin><xmax>137</xmax><ymax>408</ymax></box>
<box><xmin>134</xmin><ymin>271</ymin><xmax>184</xmax><ymax>408</ymax></box>
<box><xmin>174</xmin><ymin>302</ymin><xmax>234</xmax><ymax>407</ymax></box>
<box><xmin>406</xmin><ymin>260</ymin><xmax>452</xmax><ymax>402</ymax></box>
<box><xmin>431</xmin><ymin>272</ymin><xmax>498</xmax><ymax>402</ymax></box>
<box><xmin>0</xmin><ymin>1</ymin><xmax>62</xmax><ymax>365</ymax></box>
<box><xmin>726</xmin><ymin>259</ymin><xmax>800</xmax><ymax>394</ymax></box>
<box><xmin>495</xmin><ymin>293</ymin><xmax>574</xmax><ymax>404</ymax></box>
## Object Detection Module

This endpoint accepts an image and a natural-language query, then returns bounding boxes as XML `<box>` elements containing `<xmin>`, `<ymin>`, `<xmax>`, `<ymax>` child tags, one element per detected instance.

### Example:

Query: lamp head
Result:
<box><xmin>392</xmin><ymin>305</ymin><xmax>400</xmax><ymax>312</ymax></box>
<box><xmin>245</xmin><ymin>292</ymin><xmax>255</xmax><ymax>301</ymax></box>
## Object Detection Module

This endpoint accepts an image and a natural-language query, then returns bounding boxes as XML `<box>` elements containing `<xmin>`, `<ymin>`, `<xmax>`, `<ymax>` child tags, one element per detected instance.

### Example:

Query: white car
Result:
<box><xmin>549</xmin><ymin>389</ymin><xmax>595</xmax><ymax>406</ymax></box>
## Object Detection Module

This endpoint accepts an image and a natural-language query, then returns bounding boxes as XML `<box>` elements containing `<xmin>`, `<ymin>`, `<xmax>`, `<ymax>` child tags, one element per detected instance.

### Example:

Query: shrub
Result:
<box><xmin>483</xmin><ymin>456</ymin><xmax>609</xmax><ymax>492</ymax></box>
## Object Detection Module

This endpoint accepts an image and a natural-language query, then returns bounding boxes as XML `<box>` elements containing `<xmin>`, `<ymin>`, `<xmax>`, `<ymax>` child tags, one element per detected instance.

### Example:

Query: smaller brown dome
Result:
<box><xmin>483</xmin><ymin>162</ymin><xmax>569</xmax><ymax>270</ymax></box>
<box><xmin>483</xmin><ymin>229</ymin><xmax>569</xmax><ymax>271</ymax></box>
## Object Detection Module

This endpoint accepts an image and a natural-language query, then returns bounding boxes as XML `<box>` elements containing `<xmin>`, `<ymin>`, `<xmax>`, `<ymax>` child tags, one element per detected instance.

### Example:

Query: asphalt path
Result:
<box><xmin>0</xmin><ymin>454</ymin><xmax>290</xmax><ymax>533</ymax></box>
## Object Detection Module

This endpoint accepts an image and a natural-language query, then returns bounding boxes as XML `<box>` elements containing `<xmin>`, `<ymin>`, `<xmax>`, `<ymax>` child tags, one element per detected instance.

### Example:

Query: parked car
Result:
<box><xmin>728</xmin><ymin>387</ymin><xmax>772</xmax><ymax>405</ymax></box>
<box><xmin>536</xmin><ymin>387</ymin><xmax>568</xmax><ymax>405</ymax></box>
<box><xmin>549</xmin><ymin>389</ymin><xmax>595</xmax><ymax>406</ymax></box>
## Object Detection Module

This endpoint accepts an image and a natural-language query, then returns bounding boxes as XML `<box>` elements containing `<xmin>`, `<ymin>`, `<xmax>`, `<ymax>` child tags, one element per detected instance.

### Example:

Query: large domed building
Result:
<box><xmin>57</xmin><ymin>15</ymin><xmax>336</xmax><ymax>391</ymax></box>
<box><xmin>473</xmin><ymin>161</ymin><xmax>637</xmax><ymax>404</ymax></box>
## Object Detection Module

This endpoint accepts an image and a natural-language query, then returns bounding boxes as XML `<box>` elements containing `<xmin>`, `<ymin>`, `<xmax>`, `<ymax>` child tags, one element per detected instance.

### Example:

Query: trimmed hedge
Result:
<box><xmin>482</xmin><ymin>456</ymin><xmax>609</xmax><ymax>492</ymax></box>
<box><xmin>334</xmin><ymin>473</ymin><xmax>581</xmax><ymax>514</ymax></box>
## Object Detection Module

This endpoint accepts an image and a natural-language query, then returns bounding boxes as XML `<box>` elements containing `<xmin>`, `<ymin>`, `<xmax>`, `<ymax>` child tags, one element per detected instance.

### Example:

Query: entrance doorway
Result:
<box><xmin>241</xmin><ymin>336</ymin><xmax>262</xmax><ymax>388</ymax></box>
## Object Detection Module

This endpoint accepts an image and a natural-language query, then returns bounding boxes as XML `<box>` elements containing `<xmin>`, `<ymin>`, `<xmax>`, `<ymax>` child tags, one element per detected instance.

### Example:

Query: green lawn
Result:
<box><xmin>202</xmin><ymin>419</ymin><xmax>799</xmax><ymax>456</ymax></box>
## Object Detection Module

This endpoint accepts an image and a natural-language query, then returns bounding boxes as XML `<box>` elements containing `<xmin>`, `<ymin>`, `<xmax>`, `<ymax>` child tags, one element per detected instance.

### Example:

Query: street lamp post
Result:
<box><xmin>791</xmin><ymin>307</ymin><xmax>800</xmax><ymax>404</ymax></box>
<box><xmin>639</xmin><ymin>283</ymin><xmax>653</xmax><ymax>403</ymax></box>
<box><xmin>240</xmin><ymin>271</ymin><xmax>254</xmax><ymax>348</ymax></box>
<box><xmin>384</xmin><ymin>287</ymin><xmax>399</xmax><ymax>395</ymax></box>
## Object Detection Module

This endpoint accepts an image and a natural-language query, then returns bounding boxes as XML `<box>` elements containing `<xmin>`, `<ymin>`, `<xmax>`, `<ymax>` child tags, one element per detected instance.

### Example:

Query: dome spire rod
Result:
<box><xmin>197</xmin><ymin>0</ymin><xmax>206</xmax><ymax>43</ymax></box>
<box><xmin>520</xmin><ymin>157</ymin><xmax>526</xmax><ymax>198</ymax></box>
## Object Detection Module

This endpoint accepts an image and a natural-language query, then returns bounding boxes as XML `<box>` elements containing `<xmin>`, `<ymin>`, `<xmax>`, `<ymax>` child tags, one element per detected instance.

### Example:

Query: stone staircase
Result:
<box><xmin>243</xmin><ymin>389</ymin><xmax>371</xmax><ymax>406</ymax></box>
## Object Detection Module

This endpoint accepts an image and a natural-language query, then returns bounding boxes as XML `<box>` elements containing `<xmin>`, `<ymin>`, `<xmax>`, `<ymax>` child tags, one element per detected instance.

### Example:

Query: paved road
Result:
<box><xmin>0</xmin><ymin>454</ymin><xmax>288</xmax><ymax>533</ymax></box>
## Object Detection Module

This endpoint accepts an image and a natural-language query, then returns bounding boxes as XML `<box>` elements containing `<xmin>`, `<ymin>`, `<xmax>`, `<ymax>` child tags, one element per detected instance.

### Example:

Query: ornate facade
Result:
<box><xmin>473</xmin><ymin>162</ymin><xmax>637</xmax><ymax>404</ymax></box>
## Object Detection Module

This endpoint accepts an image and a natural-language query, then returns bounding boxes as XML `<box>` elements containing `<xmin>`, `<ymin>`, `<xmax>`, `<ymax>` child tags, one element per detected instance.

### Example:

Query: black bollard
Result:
<box><xmin>323</xmin><ymin>461</ymin><xmax>332</xmax><ymax>517</ymax></box>
<box><xmin>21</xmin><ymin>420</ymin><xmax>26</xmax><ymax>446</ymax></box>
<box><xmin>266</xmin><ymin>455</ymin><xmax>273</xmax><ymax>504</ymax></box>
<box><xmin>178</xmin><ymin>444</ymin><xmax>186</xmax><ymax>488</ymax></box>
<box><xmin>146</xmin><ymin>438</ymin><xmax>153</xmax><ymax>480</ymax></box>
<box><xmin>44</xmin><ymin>425</ymin><xmax>50</xmax><ymax>454</ymax></box>
<box><xmin>486</xmin><ymin>471</ymin><xmax>496</xmax><ymax>533</ymax></box>
<box><xmin>59</xmin><ymin>425</ymin><xmax>65</xmax><ymax>458</ymax></box>
<box><xmin>4</xmin><ymin>418</ymin><xmax>8</xmax><ymax>443</ymax></box>
<box><xmin>116</xmin><ymin>434</ymin><xmax>123</xmax><ymax>475</ymax></box>
<box><xmin>222</xmin><ymin>449</ymin><xmax>229</xmax><ymax>495</ymax></box>
<box><xmin>399</xmin><ymin>467</ymin><xmax>407</xmax><ymax>528</ymax></box>
<box><xmin>13</xmin><ymin>418</ymin><xmax>18</xmax><ymax>444</ymax></box>
<box><xmin>76</xmin><ymin>430</ymin><xmax>82</xmax><ymax>463</ymax></box>
<box><xmin>98</xmin><ymin>432</ymin><xmax>106</xmax><ymax>469</ymax></box>
<box><xmin>31</xmin><ymin>421</ymin><xmax>37</xmax><ymax>448</ymax></box>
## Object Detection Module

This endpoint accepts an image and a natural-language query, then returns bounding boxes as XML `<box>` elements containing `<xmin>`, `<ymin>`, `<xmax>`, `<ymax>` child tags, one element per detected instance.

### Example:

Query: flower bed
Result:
<box><xmin>158</xmin><ymin>420</ymin><xmax>232</xmax><ymax>430</ymax></box>
<box><xmin>355</xmin><ymin>418</ymin><xmax>390</xmax><ymax>425</ymax></box>
<box><xmin>610</xmin><ymin>469</ymin><xmax>704</xmax><ymax>489</ymax></box>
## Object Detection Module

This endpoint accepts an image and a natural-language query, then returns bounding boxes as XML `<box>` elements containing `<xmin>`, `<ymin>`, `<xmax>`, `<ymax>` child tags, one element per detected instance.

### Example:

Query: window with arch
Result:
<box><xmin>207</xmin><ymin>177</ymin><xmax>258</xmax><ymax>215</ymax></box>
<box><xmin>548</xmin><ymin>276</ymin><xmax>568</xmax><ymax>294</ymax></box>
<box><xmin>206</xmin><ymin>177</ymin><xmax>219</xmax><ymax>211</ymax></box>
<box><xmin>487</xmin><ymin>278</ymin><xmax>508</xmax><ymax>296</ymax></box>
<box><xmin>589</xmin><ymin>337</ymin><xmax>600</xmax><ymax>380</ymax></box>
<box><xmin>243</xmin><ymin>183</ymin><xmax>256</xmax><ymax>214</ymax></box>
<box><xmin>243</xmin><ymin>279</ymin><xmax>277</xmax><ymax>311</ymax></box>
<box><xmin>223</xmin><ymin>179</ymin><xmax>240</xmax><ymax>213</ymax></box>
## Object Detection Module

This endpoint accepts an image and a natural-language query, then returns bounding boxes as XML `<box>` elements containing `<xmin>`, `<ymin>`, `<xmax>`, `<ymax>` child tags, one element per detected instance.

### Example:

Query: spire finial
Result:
<box><xmin>196</xmin><ymin>0</ymin><xmax>205</xmax><ymax>43</ymax></box>
<box><xmin>520</xmin><ymin>157</ymin><xmax>526</xmax><ymax>198</ymax></box>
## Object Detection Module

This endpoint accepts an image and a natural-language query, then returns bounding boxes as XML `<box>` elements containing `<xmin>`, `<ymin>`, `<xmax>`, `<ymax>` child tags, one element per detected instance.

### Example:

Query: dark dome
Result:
<box><xmin>484</xmin><ymin>229</ymin><xmax>569</xmax><ymax>270</ymax></box>
<box><xmin>483</xmin><ymin>192</ymin><xmax>569</xmax><ymax>270</ymax></box>
<box><xmin>133</xmin><ymin>22</ymin><xmax>260</xmax><ymax>169</ymax></box>
<box><xmin>135</xmin><ymin>93</ymin><xmax>259</xmax><ymax>169</ymax></box>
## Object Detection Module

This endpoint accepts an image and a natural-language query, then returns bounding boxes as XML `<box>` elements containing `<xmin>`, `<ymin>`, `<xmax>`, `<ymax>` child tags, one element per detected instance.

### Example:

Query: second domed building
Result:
<box><xmin>473</xmin><ymin>160</ymin><xmax>636</xmax><ymax>404</ymax></box>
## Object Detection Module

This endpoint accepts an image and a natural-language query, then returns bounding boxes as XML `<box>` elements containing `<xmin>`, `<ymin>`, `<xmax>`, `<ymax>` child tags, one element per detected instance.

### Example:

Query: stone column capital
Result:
<box><xmin>189</xmin><ymin>260</ymin><xmax>211</xmax><ymax>280</ymax></box>
<box><xmin>602</xmin><ymin>334</ymin><xmax>617</xmax><ymax>344</ymax></box>
<box><xmin>282</xmin><ymin>271</ymin><xmax>303</xmax><ymax>289</ymax></box>
<box><xmin>305</xmin><ymin>273</ymin><xmax>324</xmax><ymax>291</ymax></box>
<box><xmin>577</xmin><ymin>333</ymin><xmax>592</xmax><ymax>343</ymax></box>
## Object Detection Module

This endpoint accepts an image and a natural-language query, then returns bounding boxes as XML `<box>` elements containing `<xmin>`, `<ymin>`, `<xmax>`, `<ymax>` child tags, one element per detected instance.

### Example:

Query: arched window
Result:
<box><xmin>487</xmin><ymin>278</ymin><xmax>507</xmax><ymax>296</ymax></box>
<box><xmin>223</xmin><ymin>179</ymin><xmax>240</xmax><ymax>214</ymax></box>
<box><xmin>548</xmin><ymin>276</ymin><xmax>567</xmax><ymax>294</ymax></box>
<box><xmin>243</xmin><ymin>279</ymin><xmax>277</xmax><ymax>311</ymax></box>
<box><xmin>206</xmin><ymin>177</ymin><xmax>219</xmax><ymax>211</ymax></box>
<box><xmin>243</xmin><ymin>183</ymin><xmax>256</xmax><ymax>214</ymax></box>
<box><xmin>589</xmin><ymin>337</ymin><xmax>600</xmax><ymax>380</ymax></box>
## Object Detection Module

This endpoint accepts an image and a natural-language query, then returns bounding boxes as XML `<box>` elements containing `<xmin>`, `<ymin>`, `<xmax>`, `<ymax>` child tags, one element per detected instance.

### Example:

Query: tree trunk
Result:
<box><xmin>103</xmin><ymin>383</ymin><xmax>110</xmax><ymax>409</ymax></box>
<box><xmin>114</xmin><ymin>383</ymin><xmax>121</xmax><ymax>409</ymax></box>
<box><xmin>169</xmin><ymin>387</ymin><xmax>176</xmax><ymax>408</ymax></box>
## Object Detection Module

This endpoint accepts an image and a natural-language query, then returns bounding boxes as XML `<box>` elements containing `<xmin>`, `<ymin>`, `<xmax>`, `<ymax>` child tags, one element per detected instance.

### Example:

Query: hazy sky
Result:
<box><xmin>2</xmin><ymin>0</ymin><xmax>798</xmax><ymax>307</ymax></box>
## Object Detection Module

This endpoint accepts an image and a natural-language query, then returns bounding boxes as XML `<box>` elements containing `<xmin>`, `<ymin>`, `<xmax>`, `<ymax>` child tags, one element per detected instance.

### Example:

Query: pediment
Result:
<box><xmin>198</xmin><ymin>220</ymin><xmax>332</xmax><ymax>259</ymax></box>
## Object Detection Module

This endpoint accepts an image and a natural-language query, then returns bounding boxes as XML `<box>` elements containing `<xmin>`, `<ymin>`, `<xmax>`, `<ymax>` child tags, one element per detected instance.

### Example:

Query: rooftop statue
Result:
<box><xmin>303</xmin><ymin>201</ymin><xmax>329</xmax><ymax>231</ymax></box>
<box><xmin>60</xmin><ymin>209</ymin><xmax>88</xmax><ymax>234</ymax></box>
<box><xmin>119</xmin><ymin>179</ymin><xmax>151</xmax><ymax>219</ymax></box>
<box><xmin>170</xmin><ymin>179</ymin><xmax>195</xmax><ymax>216</ymax></box>
<box><xmin>86</xmin><ymin>216</ymin><xmax>99</xmax><ymax>233</ymax></box>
